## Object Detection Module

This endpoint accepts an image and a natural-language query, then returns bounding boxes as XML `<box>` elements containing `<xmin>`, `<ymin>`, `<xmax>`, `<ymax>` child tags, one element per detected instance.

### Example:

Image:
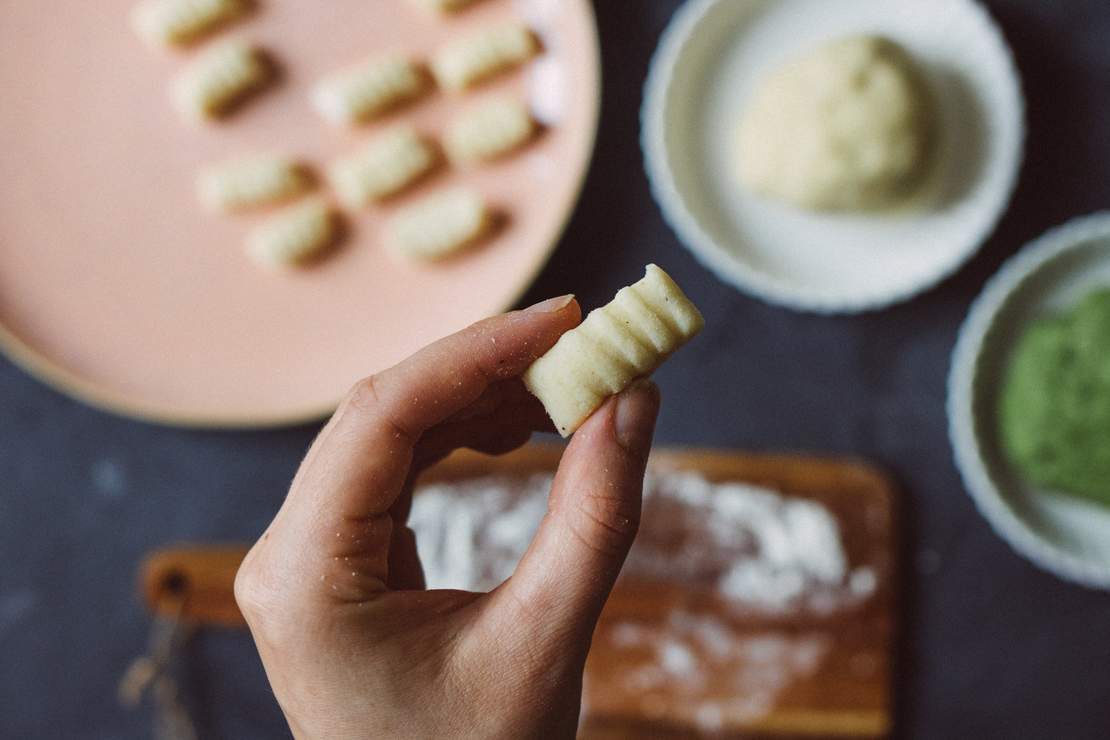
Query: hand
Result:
<box><xmin>234</xmin><ymin>295</ymin><xmax>661</xmax><ymax>739</ymax></box>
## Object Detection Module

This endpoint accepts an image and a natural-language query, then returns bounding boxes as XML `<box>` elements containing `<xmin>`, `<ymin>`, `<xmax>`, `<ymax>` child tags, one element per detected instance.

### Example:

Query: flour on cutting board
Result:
<box><xmin>409</xmin><ymin>470</ymin><xmax>879</xmax><ymax>727</ymax></box>
<box><xmin>598</xmin><ymin>609</ymin><xmax>831</xmax><ymax>730</ymax></box>
<box><xmin>409</xmin><ymin>470</ymin><xmax>876</xmax><ymax>613</ymax></box>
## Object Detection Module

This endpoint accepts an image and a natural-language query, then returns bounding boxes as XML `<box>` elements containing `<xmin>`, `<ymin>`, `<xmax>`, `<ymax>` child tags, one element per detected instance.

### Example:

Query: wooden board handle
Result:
<box><xmin>140</xmin><ymin>545</ymin><xmax>249</xmax><ymax>628</ymax></box>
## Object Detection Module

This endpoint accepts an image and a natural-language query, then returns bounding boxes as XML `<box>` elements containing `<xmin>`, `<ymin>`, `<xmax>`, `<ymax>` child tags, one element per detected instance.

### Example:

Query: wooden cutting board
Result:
<box><xmin>142</xmin><ymin>445</ymin><xmax>897</xmax><ymax>738</ymax></box>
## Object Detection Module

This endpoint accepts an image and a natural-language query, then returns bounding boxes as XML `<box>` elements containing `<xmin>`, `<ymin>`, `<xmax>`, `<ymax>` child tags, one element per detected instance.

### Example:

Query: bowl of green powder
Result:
<box><xmin>950</xmin><ymin>212</ymin><xmax>1110</xmax><ymax>588</ymax></box>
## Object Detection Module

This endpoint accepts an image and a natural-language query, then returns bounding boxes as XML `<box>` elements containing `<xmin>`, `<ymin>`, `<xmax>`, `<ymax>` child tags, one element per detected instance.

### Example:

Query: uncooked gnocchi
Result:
<box><xmin>311</xmin><ymin>56</ymin><xmax>427</xmax><ymax>125</ymax></box>
<box><xmin>445</xmin><ymin>96</ymin><xmax>535</xmax><ymax>165</ymax></box>
<box><xmin>172</xmin><ymin>41</ymin><xmax>273</xmax><ymax>120</ymax></box>
<box><xmin>198</xmin><ymin>156</ymin><xmax>312</xmax><ymax>212</ymax></box>
<box><xmin>388</xmin><ymin>187</ymin><xmax>491</xmax><ymax>261</ymax></box>
<box><xmin>431</xmin><ymin>22</ymin><xmax>538</xmax><ymax>91</ymax></box>
<box><xmin>131</xmin><ymin>0</ymin><xmax>250</xmax><ymax>48</ymax></box>
<box><xmin>327</xmin><ymin>126</ymin><xmax>437</xmax><ymax>207</ymax></box>
<box><xmin>523</xmin><ymin>265</ymin><xmax>704</xmax><ymax>436</ymax></box>
<box><xmin>246</xmin><ymin>199</ymin><xmax>340</xmax><ymax>267</ymax></box>
<box><xmin>408</xmin><ymin>0</ymin><xmax>484</xmax><ymax>13</ymax></box>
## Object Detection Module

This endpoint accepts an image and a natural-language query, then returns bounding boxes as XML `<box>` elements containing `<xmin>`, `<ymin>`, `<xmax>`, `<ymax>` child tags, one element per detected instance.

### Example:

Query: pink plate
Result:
<box><xmin>0</xmin><ymin>0</ymin><xmax>599</xmax><ymax>426</ymax></box>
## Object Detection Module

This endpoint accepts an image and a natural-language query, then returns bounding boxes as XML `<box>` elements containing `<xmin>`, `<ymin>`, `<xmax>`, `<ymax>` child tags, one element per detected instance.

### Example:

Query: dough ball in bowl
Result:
<box><xmin>734</xmin><ymin>35</ymin><xmax>934</xmax><ymax>212</ymax></box>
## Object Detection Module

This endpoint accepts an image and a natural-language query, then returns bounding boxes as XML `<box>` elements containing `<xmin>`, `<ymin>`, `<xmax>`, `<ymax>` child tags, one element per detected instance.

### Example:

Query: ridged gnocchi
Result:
<box><xmin>388</xmin><ymin>187</ymin><xmax>491</xmax><ymax>261</ymax></box>
<box><xmin>327</xmin><ymin>126</ymin><xmax>438</xmax><ymax>207</ymax></box>
<box><xmin>198</xmin><ymin>156</ymin><xmax>312</xmax><ymax>212</ymax></box>
<box><xmin>131</xmin><ymin>0</ymin><xmax>250</xmax><ymax>48</ymax></box>
<box><xmin>523</xmin><ymin>265</ymin><xmax>705</xmax><ymax>436</ymax></box>
<box><xmin>172</xmin><ymin>41</ymin><xmax>273</xmax><ymax>120</ymax></box>
<box><xmin>311</xmin><ymin>56</ymin><xmax>428</xmax><ymax>125</ymax></box>
<box><xmin>445</xmin><ymin>96</ymin><xmax>536</xmax><ymax>165</ymax></box>
<box><xmin>247</xmin><ymin>199</ymin><xmax>340</xmax><ymax>267</ymax></box>
<box><xmin>408</xmin><ymin>0</ymin><xmax>484</xmax><ymax>13</ymax></box>
<box><xmin>431</xmin><ymin>22</ymin><xmax>538</xmax><ymax>91</ymax></box>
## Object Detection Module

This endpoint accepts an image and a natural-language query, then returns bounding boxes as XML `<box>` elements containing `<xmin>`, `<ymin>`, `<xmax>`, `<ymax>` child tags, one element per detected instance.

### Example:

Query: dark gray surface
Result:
<box><xmin>3</xmin><ymin>1</ymin><xmax>1110</xmax><ymax>738</ymax></box>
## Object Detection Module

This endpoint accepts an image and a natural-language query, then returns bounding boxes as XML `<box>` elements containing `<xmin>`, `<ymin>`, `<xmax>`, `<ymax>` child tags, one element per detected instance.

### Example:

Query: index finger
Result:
<box><xmin>291</xmin><ymin>294</ymin><xmax>579</xmax><ymax>530</ymax></box>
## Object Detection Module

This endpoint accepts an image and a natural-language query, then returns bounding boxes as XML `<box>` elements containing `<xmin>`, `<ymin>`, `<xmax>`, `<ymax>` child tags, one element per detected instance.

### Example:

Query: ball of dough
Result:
<box><xmin>734</xmin><ymin>35</ymin><xmax>934</xmax><ymax>212</ymax></box>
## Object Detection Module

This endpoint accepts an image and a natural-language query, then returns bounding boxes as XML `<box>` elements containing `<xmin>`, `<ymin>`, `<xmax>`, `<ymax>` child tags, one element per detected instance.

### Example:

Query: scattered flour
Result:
<box><xmin>658</xmin><ymin>639</ymin><xmax>698</xmax><ymax>678</ymax></box>
<box><xmin>408</xmin><ymin>469</ymin><xmax>881</xmax><ymax>729</ymax></box>
<box><xmin>602</xmin><ymin>608</ymin><xmax>830</xmax><ymax>728</ymax></box>
<box><xmin>409</xmin><ymin>473</ymin><xmax>551</xmax><ymax>592</ymax></box>
<box><xmin>410</xmin><ymin>470</ymin><xmax>877</xmax><ymax>613</ymax></box>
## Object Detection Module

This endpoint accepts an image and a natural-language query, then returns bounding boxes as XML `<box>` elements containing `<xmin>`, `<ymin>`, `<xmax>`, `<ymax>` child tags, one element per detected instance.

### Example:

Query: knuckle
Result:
<box><xmin>570</xmin><ymin>492</ymin><xmax>641</xmax><ymax>557</ymax></box>
<box><xmin>233</xmin><ymin>550</ymin><xmax>279</xmax><ymax>624</ymax></box>
<box><xmin>346</xmin><ymin>374</ymin><xmax>382</xmax><ymax>412</ymax></box>
<box><xmin>233</xmin><ymin>561</ymin><xmax>262</xmax><ymax>617</ymax></box>
<box><xmin>343</xmin><ymin>374</ymin><xmax>415</xmax><ymax>442</ymax></box>
<box><xmin>462</xmin><ymin>319</ymin><xmax>514</xmax><ymax>380</ymax></box>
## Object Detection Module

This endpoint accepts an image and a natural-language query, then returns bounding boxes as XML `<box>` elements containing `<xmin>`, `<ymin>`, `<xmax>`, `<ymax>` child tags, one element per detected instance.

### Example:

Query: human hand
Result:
<box><xmin>234</xmin><ymin>295</ymin><xmax>661</xmax><ymax>739</ymax></box>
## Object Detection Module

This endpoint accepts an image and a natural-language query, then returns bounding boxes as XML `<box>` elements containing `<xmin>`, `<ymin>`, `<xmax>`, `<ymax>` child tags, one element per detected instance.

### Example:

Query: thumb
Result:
<box><xmin>490</xmin><ymin>379</ymin><xmax>659</xmax><ymax>652</ymax></box>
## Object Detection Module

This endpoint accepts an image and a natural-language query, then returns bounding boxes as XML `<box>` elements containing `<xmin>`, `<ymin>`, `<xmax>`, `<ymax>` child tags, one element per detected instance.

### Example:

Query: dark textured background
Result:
<box><xmin>4</xmin><ymin>1</ymin><xmax>1110</xmax><ymax>738</ymax></box>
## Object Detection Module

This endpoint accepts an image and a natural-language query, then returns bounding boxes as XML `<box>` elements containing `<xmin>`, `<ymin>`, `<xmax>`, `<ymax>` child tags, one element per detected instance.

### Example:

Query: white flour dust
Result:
<box><xmin>408</xmin><ymin>469</ymin><xmax>881</xmax><ymax>728</ymax></box>
<box><xmin>409</xmin><ymin>473</ymin><xmax>551</xmax><ymax>592</ymax></box>
<box><xmin>410</xmin><ymin>471</ymin><xmax>876</xmax><ymax>613</ymax></box>
<box><xmin>600</xmin><ymin>609</ymin><xmax>831</xmax><ymax>729</ymax></box>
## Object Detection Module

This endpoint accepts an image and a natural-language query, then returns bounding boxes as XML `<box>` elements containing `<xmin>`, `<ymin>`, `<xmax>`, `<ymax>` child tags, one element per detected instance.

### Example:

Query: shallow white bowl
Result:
<box><xmin>949</xmin><ymin>213</ymin><xmax>1110</xmax><ymax>589</ymax></box>
<box><xmin>642</xmin><ymin>0</ymin><xmax>1024</xmax><ymax>313</ymax></box>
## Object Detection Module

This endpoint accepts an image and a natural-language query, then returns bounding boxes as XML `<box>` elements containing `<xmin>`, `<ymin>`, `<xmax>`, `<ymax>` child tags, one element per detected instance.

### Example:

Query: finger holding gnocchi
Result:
<box><xmin>523</xmin><ymin>265</ymin><xmax>704</xmax><ymax>436</ymax></box>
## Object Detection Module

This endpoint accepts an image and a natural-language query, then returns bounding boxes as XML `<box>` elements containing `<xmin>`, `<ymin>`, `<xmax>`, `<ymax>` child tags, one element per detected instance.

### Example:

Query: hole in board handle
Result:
<box><xmin>160</xmin><ymin>569</ymin><xmax>189</xmax><ymax>597</ymax></box>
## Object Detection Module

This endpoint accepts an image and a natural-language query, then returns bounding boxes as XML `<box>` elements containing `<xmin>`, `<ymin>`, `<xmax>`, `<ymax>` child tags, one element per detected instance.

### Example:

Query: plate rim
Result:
<box><xmin>640</xmin><ymin>0</ymin><xmax>1026</xmax><ymax>314</ymax></box>
<box><xmin>0</xmin><ymin>0</ymin><xmax>602</xmax><ymax>429</ymax></box>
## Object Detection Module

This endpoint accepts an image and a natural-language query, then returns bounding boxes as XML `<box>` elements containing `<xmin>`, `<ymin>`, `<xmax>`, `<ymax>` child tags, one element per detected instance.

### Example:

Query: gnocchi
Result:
<box><xmin>523</xmin><ymin>265</ymin><xmax>704</xmax><ymax>436</ymax></box>
<box><xmin>246</xmin><ymin>198</ymin><xmax>340</xmax><ymax>267</ymax></box>
<box><xmin>311</xmin><ymin>56</ymin><xmax>427</xmax><ymax>125</ymax></box>
<box><xmin>408</xmin><ymin>0</ymin><xmax>484</xmax><ymax>13</ymax></box>
<box><xmin>131</xmin><ymin>0</ymin><xmax>250</xmax><ymax>48</ymax></box>
<box><xmin>327</xmin><ymin>126</ymin><xmax>437</xmax><ymax>207</ymax></box>
<box><xmin>445</xmin><ymin>96</ymin><xmax>535</xmax><ymax>165</ymax></box>
<box><xmin>388</xmin><ymin>187</ymin><xmax>491</xmax><ymax>261</ymax></box>
<box><xmin>431</xmin><ymin>22</ymin><xmax>538</xmax><ymax>91</ymax></box>
<box><xmin>198</xmin><ymin>156</ymin><xmax>312</xmax><ymax>212</ymax></box>
<box><xmin>172</xmin><ymin>41</ymin><xmax>273</xmax><ymax>120</ymax></box>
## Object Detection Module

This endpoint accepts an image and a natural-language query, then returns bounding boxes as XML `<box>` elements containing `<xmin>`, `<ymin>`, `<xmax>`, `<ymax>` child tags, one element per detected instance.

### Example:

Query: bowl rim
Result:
<box><xmin>948</xmin><ymin>211</ymin><xmax>1110</xmax><ymax>589</ymax></box>
<box><xmin>640</xmin><ymin>0</ymin><xmax>1026</xmax><ymax>314</ymax></box>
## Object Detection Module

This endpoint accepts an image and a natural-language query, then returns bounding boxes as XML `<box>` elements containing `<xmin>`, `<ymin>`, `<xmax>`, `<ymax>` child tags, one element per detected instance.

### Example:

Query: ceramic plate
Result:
<box><xmin>0</xmin><ymin>0</ymin><xmax>599</xmax><ymax>425</ymax></box>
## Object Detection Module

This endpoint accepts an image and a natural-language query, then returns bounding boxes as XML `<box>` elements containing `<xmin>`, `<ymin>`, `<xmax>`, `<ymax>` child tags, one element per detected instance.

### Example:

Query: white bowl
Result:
<box><xmin>642</xmin><ymin>0</ymin><xmax>1024</xmax><ymax>313</ymax></box>
<box><xmin>949</xmin><ymin>213</ymin><xmax>1110</xmax><ymax>589</ymax></box>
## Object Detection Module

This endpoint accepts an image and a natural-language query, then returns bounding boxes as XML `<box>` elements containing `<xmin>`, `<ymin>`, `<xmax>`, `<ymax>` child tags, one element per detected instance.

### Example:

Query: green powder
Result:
<box><xmin>999</xmin><ymin>288</ymin><xmax>1110</xmax><ymax>506</ymax></box>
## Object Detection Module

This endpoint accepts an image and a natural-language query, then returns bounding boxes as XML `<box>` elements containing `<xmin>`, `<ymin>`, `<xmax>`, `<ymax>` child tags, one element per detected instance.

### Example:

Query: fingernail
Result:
<box><xmin>523</xmin><ymin>294</ymin><xmax>574</xmax><ymax>314</ymax></box>
<box><xmin>615</xmin><ymin>378</ymin><xmax>660</xmax><ymax>452</ymax></box>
